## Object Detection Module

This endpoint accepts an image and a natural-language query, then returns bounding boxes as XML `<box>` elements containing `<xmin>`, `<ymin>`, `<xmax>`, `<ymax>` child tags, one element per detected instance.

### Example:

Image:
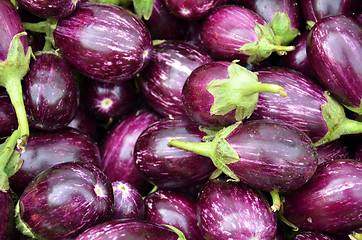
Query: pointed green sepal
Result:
<box><xmin>306</xmin><ymin>21</ymin><xmax>316</xmax><ymax>30</ymax></box>
<box><xmin>133</xmin><ymin>0</ymin><xmax>154</xmax><ymax>20</ymax></box>
<box><xmin>343</xmin><ymin>98</ymin><xmax>362</xmax><ymax>115</ymax></box>
<box><xmin>15</xmin><ymin>201</ymin><xmax>37</xmax><ymax>238</ymax></box>
<box><xmin>4</xmin><ymin>151</ymin><xmax>23</xmax><ymax>178</ymax></box>
<box><xmin>270</xmin><ymin>10</ymin><xmax>300</xmax><ymax>46</ymax></box>
<box><xmin>164</xmin><ymin>225</ymin><xmax>187</xmax><ymax>240</ymax></box>
<box><xmin>199</xmin><ymin>125</ymin><xmax>222</xmax><ymax>142</ymax></box>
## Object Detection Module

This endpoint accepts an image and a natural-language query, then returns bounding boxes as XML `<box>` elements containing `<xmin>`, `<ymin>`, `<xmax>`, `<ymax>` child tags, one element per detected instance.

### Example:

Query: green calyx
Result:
<box><xmin>164</xmin><ymin>225</ymin><xmax>187</xmax><ymax>240</ymax></box>
<box><xmin>237</xmin><ymin>22</ymin><xmax>295</xmax><ymax>64</ymax></box>
<box><xmin>168</xmin><ymin>122</ymin><xmax>242</xmax><ymax>182</ymax></box>
<box><xmin>343</xmin><ymin>98</ymin><xmax>362</xmax><ymax>115</ymax></box>
<box><xmin>269</xmin><ymin>10</ymin><xmax>300</xmax><ymax>46</ymax></box>
<box><xmin>206</xmin><ymin>60</ymin><xmax>287</xmax><ymax>122</ymax></box>
<box><xmin>133</xmin><ymin>0</ymin><xmax>154</xmax><ymax>20</ymax></box>
<box><xmin>314</xmin><ymin>91</ymin><xmax>362</xmax><ymax>147</ymax></box>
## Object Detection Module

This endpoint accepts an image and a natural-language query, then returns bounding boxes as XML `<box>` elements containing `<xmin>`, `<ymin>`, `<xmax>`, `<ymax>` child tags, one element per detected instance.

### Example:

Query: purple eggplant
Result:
<box><xmin>75</xmin><ymin>219</ymin><xmax>181</xmax><ymax>239</ymax></box>
<box><xmin>134</xmin><ymin>117</ymin><xmax>216</xmax><ymax>189</ymax></box>
<box><xmin>9</xmin><ymin>127</ymin><xmax>101</xmax><ymax>195</ymax></box>
<box><xmin>67</xmin><ymin>104</ymin><xmax>97</xmax><ymax>140</ymax></box>
<box><xmin>0</xmin><ymin>191</ymin><xmax>14</xmax><ymax>240</ymax></box>
<box><xmin>100</xmin><ymin>109</ymin><xmax>159</xmax><ymax>194</ymax></box>
<box><xmin>17</xmin><ymin>0</ymin><xmax>79</xmax><ymax>19</ymax></box>
<box><xmin>23</xmin><ymin>52</ymin><xmax>80</xmax><ymax>131</ymax></box>
<box><xmin>182</xmin><ymin>60</ymin><xmax>287</xmax><ymax>128</ymax></box>
<box><xmin>15</xmin><ymin>161</ymin><xmax>114</xmax><ymax>240</ymax></box>
<box><xmin>137</xmin><ymin>40</ymin><xmax>212</xmax><ymax>118</ymax></box>
<box><xmin>200</xmin><ymin>5</ymin><xmax>295</xmax><ymax>64</ymax></box>
<box><xmin>307</xmin><ymin>15</ymin><xmax>362</xmax><ymax>114</ymax></box>
<box><xmin>52</xmin><ymin>3</ymin><xmax>153</xmax><ymax>83</ymax></box>
<box><xmin>283</xmin><ymin>159</ymin><xmax>362</xmax><ymax>233</ymax></box>
<box><xmin>0</xmin><ymin>88</ymin><xmax>17</xmax><ymax>139</ymax></box>
<box><xmin>164</xmin><ymin>0</ymin><xmax>222</xmax><ymax>20</ymax></box>
<box><xmin>112</xmin><ymin>181</ymin><xmax>145</xmax><ymax>220</ymax></box>
<box><xmin>197</xmin><ymin>178</ymin><xmax>277</xmax><ymax>239</ymax></box>
<box><xmin>292</xmin><ymin>231</ymin><xmax>335</xmax><ymax>240</ymax></box>
<box><xmin>250</xmin><ymin>67</ymin><xmax>362</xmax><ymax>146</ymax></box>
<box><xmin>316</xmin><ymin>139</ymin><xmax>351</xmax><ymax>165</ymax></box>
<box><xmin>81</xmin><ymin>78</ymin><xmax>138</xmax><ymax>122</ymax></box>
<box><xmin>144</xmin><ymin>189</ymin><xmax>203</xmax><ymax>240</ymax></box>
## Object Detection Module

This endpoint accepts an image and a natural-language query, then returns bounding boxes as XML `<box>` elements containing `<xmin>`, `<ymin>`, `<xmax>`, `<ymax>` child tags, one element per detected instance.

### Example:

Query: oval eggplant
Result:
<box><xmin>0</xmin><ymin>191</ymin><xmax>14</xmax><ymax>240</ymax></box>
<box><xmin>100</xmin><ymin>109</ymin><xmax>159</xmax><ymax>194</ymax></box>
<box><xmin>9</xmin><ymin>127</ymin><xmax>101</xmax><ymax>195</ymax></box>
<box><xmin>145</xmin><ymin>189</ymin><xmax>203</xmax><ymax>240</ymax></box>
<box><xmin>197</xmin><ymin>178</ymin><xmax>277</xmax><ymax>240</ymax></box>
<box><xmin>0</xmin><ymin>88</ymin><xmax>17</xmax><ymax>139</ymax></box>
<box><xmin>307</xmin><ymin>15</ymin><xmax>362</xmax><ymax>114</ymax></box>
<box><xmin>164</xmin><ymin>0</ymin><xmax>221</xmax><ymax>20</ymax></box>
<box><xmin>283</xmin><ymin>159</ymin><xmax>362</xmax><ymax>233</ymax></box>
<box><xmin>137</xmin><ymin>40</ymin><xmax>212</xmax><ymax>118</ymax></box>
<box><xmin>112</xmin><ymin>181</ymin><xmax>145</xmax><ymax>220</ymax></box>
<box><xmin>17</xmin><ymin>0</ymin><xmax>79</xmax><ymax>19</ymax></box>
<box><xmin>53</xmin><ymin>3</ymin><xmax>153</xmax><ymax>83</ymax></box>
<box><xmin>134</xmin><ymin>118</ymin><xmax>216</xmax><ymax>189</ymax></box>
<box><xmin>75</xmin><ymin>219</ymin><xmax>180</xmax><ymax>240</ymax></box>
<box><xmin>23</xmin><ymin>52</ymin><xmax>80</xmax><ymax>131</ymax></box>
<box><xmin>15</xmin><ymin>161</ymin><xmax>114</xmax><ymax>240</ymax></box>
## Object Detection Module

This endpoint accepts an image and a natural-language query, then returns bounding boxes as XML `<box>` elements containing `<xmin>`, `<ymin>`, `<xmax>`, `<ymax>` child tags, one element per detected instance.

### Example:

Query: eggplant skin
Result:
<box><xmin>53</xmin><ymin>3</ymin><xmax>152</xmax><ymax>83</ymax></box>
<box><xmin>75</xmin><ymin>219</ymin><xmax>179</xmax><ymax>240</ymax></box>
<box><xmin>0</xmin><ymin>88</ymin><xmax>17</xmax><ymax>139</ymax></box>
<box><xmin>283</xmin><ymin>159</ymin><xmax>362</xmax><ymax>233</ymax></box>
<box><xmin>0</xmin><ymin>191</ymin><xmax>14</xmax><ymax>240</ymax></box>
<box><xmin>17</xmin><ymin>0</ymin><xmax>79</xmax><ymax>19</ymax></box>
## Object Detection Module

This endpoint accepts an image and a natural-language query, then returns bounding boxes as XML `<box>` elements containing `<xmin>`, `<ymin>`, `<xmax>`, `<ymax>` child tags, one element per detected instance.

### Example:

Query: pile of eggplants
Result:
<box><xmin>0</xmin><ymin>0</ymin><xmax>361</xmax><ymax>239</ymax></box>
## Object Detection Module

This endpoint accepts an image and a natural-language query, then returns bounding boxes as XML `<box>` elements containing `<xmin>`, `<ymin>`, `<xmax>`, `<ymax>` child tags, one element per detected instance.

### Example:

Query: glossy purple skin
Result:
<box><xmin>0</xmin><ymin>88</ymin><xmax>17</xmax><ymax>138</ymax></box>
<box><xmin>53</xmin><ymin>3</ymin><xmax>152</xmax><ymax>83</ymax></box>
<box><xmin>17</xmin><ymin>0</ymin><xmax>79</xmax><ymax>19</ymax></box>
<box><xmin>145</xmin><ymin>189</ymin><xmax>203</xmax><ymax>240</ymax></box>
<box><xmin>0</xmin><ymin>191</ymin><xmax>13</xmax><ymax>240</ymax></box>
<box><xmin>111</xmin><ymin>181</ymin><xmax>145</xmax><ymax>220</ymax></box>
<box><xmin>134</xmin><ymin>118</ymin><xmax>216</xmax><ymax>189</ymax></box>
<box><xmin>201</xmin><ymin>5</ymin><xmax>266</xmax><ymax>62</ymax></box>
<box><xmin>355</xmin><ymin>143</ymin><xmax>362</xmax><ymax>161</ymax></box>
<box><xmin>67</xmin><ymin>104</ymin><xmax>97</xmax><ymax>139</ymax></box>
<box><xmin>292</xmin><ymin>231</ymin><xmax>335</xmax><ymax>240</ymax></box>
<box><xmin>165</xmin><ymin>0</ymin><xmax>220</xmax><ymax>20</ymax></box>
<box><xmin>278</xmin><ymin>31</ymin><xmax>317</xmax><ymax>79</ymax></box>
<box><xmin>250</xmin><ymin>67</ymin><xmax>329</xmax><ymax>143</ymax></box>
<box><xmin>0</xmin><ymin>0</ymin><xmax>28</xmax><ymax>61</ymax></box>
<box><xmin>197</xmin><ymin>178</ymin><xmax>277</xmax><ymax>240</ymax></box>
<box><xmin>283</xmin><ymin>159</ymin><xmax>362</xmax><ymax>233</ymax></box>
<box><xmin>301</xmin><ymin>0</ymin><xmax>358</xmax><ymax>23</ymax></box>
<box><xmin>316</xmin><ymin>139</ymin><xmax>351</xmax><ymax>165</ymax></box>
<box><xmin>145</xmin><ymin>0</ymin><xmax>189</xmax><ymax>40</ymax></box>
<box><xmin>18</xmin><ymin>161</ymin><xmax>114</xmax><ymax>240</ymax></box>
<box><xmin>100</xmin><ymin>109</ymin><xmax>159</xmax><ymax>194</ymax></box>
<box><xmin>138</xmin><ymin>40</ymin><xmax>212</xmax><ymax>118</ymax></box>
<box><xmin>226</xmin><ymin>119</ymin><xmax>318</xmax><ymax>192</ymax></box>
<box><xmin>24</xmin><ymin>53</ymin><xmax>80</xmax><ymax>130</ymax></box>
<box><xmin>10</xmin><ymin>127</ymin><xmax>101</xmax><ymax>195</ymax></box>
<box><xmin>307</xmin><ymin>15</ymin><xmax>362</xmax><ymax>110</ymax></box>
<box><xmin>81</xmin><ymin>78</ymin><xmax>138</xmax><ymax>121</ymax></box>
<box><xmin>75</xmin><ymin>220</ymin><xmax>179</xmax><ymax>240</ymax></box>
<box><xmin>182</xmin><ymin>61</ymin><xmax>239</xmax><ymax>128</ymax></box>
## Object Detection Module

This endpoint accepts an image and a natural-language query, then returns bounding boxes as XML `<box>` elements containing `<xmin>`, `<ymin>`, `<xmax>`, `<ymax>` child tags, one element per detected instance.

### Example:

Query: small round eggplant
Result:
<box><xmin>0</xmin><ymin>88</ymin><xmax>17</xmax><ymax>139</ymax></box>
<box><xmin>197</xmin><ymin>178</ymin><xmax>277</xmax><ymax>240</ymax></box>
<box><xmin>134</xmin><ymin>118</ymin><xmax>216</xmax><ymax>189</ymax></box>
<box><xmin>137</xmin><ymin>40</ymin><xmax>212</xmax><ymax>118</ymax></box>
<box><xmin>307</xmin><ymin>15</ymin><xmax>362</xmax><ymax>114</ymax></box>
<box><xmin>292</xmin><ymin>231</ymin><xmax>335</xmax><ymax>240</ymax></box>
<box><xmin>15</xmin><ymin>161</ymin><xmax>114</xmax><ymax>240</ymax></box>
<box><xmin>0</xmin><ymin>191</ymin><xmax>14</xmax><ymax>240</ymax></box>
<box><xmin>112</xmin><ymin>181</ymin><xmax>145</xmax><ymax>220</ymax></box>
<box><xmin>145</xmin><ymin>189</ymin><xmax>203</xmax><ymax>240</ymax></box>
<box><xmin>23</xmin><ymin>52</ymin><xmax>80</xmax><ymax>131</ymax></box>
<box><xmin>75</xmin><ymin>220</ymin><xmax>180</xmax><ymax>240</ymax></box>
<box><xmin>53</xmin><ymin>3</ymin><xmax>153</xmax><ymax>83</ymax></box>
<box><xmin>283</xmin><ymin>159</ymin><xmax>362</xmax><ymax>233</ymax></box>
<box><xmin>9</xmin><ymin>127</ymin><xmax>101</xmax><ymax>195</ymax></box>
<box><xmin>17</xmin><ymin>0</ymin><xmax>79</xmax><ymax>19</ymax></box>
<box><xmin>164</xmin><ymin>0</ymin><xmax>221</xmax><ymax>20</ymax></box>
<box><xmin>100</xmin><ymin>109</ymin><xmax>159</xmax><ymax>194</ymax></box>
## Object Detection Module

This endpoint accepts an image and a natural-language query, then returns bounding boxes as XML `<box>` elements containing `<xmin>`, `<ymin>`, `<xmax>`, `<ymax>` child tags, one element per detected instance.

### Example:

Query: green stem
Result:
<box><xmin>274</xmin><ymin>45</ymin><xmax>296</xmax><ymax>56</ymax></box>
<box><xmin>349</xmin><ymin>232</ymin><xmax>362</xmax><ymax>240</ymax></box>
<box><xmin>22</xmin><ymin>21</ymin><xmax>48</xmax><ymax>34</ymax></box>
<box><xmin>270</xmin><ymin>189</ymin><xmax>281</xmax><ymax>212</ymax></box>
<box><xmin>0</xmin><ymin>130</ymin><xmax>19</xmax><ymax>170</ymax></box>
<box><xmin>168</xmin><ymin>140</ymin><xmax>213</xmax><ymax>158</ymax></box>
<box><xmin>252</xmin><ymin>82</ymin><xmax>287</xmax><ymax>97</ymax></box>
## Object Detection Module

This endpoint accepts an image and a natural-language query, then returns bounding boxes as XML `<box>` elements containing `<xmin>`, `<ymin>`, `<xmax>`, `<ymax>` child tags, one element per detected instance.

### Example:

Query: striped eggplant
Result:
<box><xmin>307</xmin><ymin>15</ymin><xmax>362</xmax><ymax>115</ymax></box>
<box><xmin>17</xmin><ymin>0</ymin><xmax>80</xmax><ymax>19</ymax></box>
<box><xmin>291</xmin><ymin>231</ymin><xmax>335</xmax><ymax>240</ymax></box>
<box><xmin>164</xmin><ymin>0</ymin><xmax>223</xmax><ymax>20</ymax></box>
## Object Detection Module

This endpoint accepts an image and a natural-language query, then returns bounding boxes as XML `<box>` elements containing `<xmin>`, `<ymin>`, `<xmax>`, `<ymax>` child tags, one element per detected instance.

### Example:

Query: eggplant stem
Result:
<box><xmin>22</xmin><ymin>21</ymin><xmax>48</xmax><ymax>33</ymax></box>
<box><xmin>168</xmin><ymin>139</ymin><xmax>212</xmax><ymax>158</ymax></box>
<box><xmin>0</xmin><ymin>130</ymin><xmax>19</xmax><ymax>170</ymax></box>
<box><xmin>270</xmin><ymin>189</ymin><xmax>281</xmax><ymax>212</ymax></box>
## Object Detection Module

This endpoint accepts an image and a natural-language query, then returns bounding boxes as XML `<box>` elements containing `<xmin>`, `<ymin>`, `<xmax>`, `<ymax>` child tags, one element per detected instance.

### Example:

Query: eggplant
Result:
<box><xmin>17</xmin><ymin>0</ymin><xmax>79</xmax><ymax>19</ymax></box>
<box><xmin>134</xmin><ymin>118</ymin><xmax>216</xmax><ymax>189</ymax></box>
<box><xmin>164</xmin><ymin>0</ymin><xmax>222</xmax><ymax>20</ymax></box>
<box><xmin>196</xmin><ymin>178</ymin><xmax>277</xmax><ymax>240</ymax></box>
<box><xmin>112</xmin><ymin>181</ymin><xmax>145</xmax><ymax>220</ymax></box>
<box><xmin>283</xmin><ymin>159</ymin><xmax>362</xmax><ymax>233</ymax></box>
<box><xmin>0</xmin><ymin>191</ymin><xmax>14</xmax><ymax>240</ymax></box>
<box><xmin>291</xmin><ymin>231</ymin><xmax>335</xmax><ymax>240</ymax></box>
<box><xmin>9</xmin><ymin>127</ymin><xmax>101</xmax><ymax>195</ymax></box>
<box><xmin>250</xmin><ymin>67</ymin><xmax>362</xmax><ymax>146</ymax></box>
<box><xmin>52</xmin><ymin>3</ymin><xmax>153</xmax><ymax>83</ymax></box>
<box><xmin>75</xmin><ymin>219</ymin><xmax>181</xmax><ymax>239</ymax></box>
<box><xmin>81</xmin><ymin>78</ymin><xmax>138</xmax><ymax>122</ymax></box>
<box><xmin>137</xmin><ymin>40</ymin><xmax>212</xmax><ymax>118</ymax></box>
<box><xmin>15</xmin><ymin>161</ymin><xmax>114</xmax><ymax>240</ymax></box>
<box><xmin>23</xmin><ymin>52</ymin><xmax>80</xmax><ymax>131</ymax></box>
<box><xmin>307</xmin><ymin>15</ymin><xmax>362</xmax><ymax>114</ymax></box>
<box><xmin>67</xmin><ymin>104</ymin><xmax>97</xmax><ymax>140</ymax></box>
<box><xmin>182</xmin><ymin>60</ymin><xmax>286</xmax><ymax>128</ymax></box>
<box><xmin>200</xmin><ymin>5</ymin><xmax>295</xmax><ymax>64</ymax></box>
<box><xmin>316</xmin><ymin>139</ymin><xmax>351</xmax><ymax>165</ymax></box>
<box><xmin>0</xmin><ymin>88</ymin><xmax>17</xmax><ymax>139</ymax></box>
<box><xmin>144</xmin><ymin>189</ymin><xmax>203</xmax><ymax>240</ymax></box>
<box><xmin>100</xmin><ymin>109</ymin><xmax>159</xmax><ymax>194</ymax></box>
